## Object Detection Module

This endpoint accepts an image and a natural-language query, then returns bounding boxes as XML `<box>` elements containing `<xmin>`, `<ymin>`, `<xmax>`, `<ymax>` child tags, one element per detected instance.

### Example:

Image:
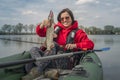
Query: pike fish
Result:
<box><xmin>46</xmin><ymin>10</ymin><xmax>54</xmax><ymax>51</ymax></box>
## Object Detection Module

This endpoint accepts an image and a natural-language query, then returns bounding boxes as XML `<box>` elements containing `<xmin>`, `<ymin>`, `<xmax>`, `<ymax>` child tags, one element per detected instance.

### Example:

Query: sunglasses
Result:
<box><xmin>60</xmin><ymin>16</ymin><xmax>70</xmax><ymax>21</ymax></box>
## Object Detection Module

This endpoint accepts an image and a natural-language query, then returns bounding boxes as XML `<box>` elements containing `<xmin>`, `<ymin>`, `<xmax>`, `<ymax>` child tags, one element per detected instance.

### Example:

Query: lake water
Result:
<box><xmin>0</xmin><ymin>35</ymin><xmax>120</xmax><ymax>80</ymax></box>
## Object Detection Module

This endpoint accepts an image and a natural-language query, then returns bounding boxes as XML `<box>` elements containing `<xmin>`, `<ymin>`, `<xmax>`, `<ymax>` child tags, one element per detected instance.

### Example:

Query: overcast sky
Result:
<box><xmin>0</xmin><ymin>0</ymin><xmax>120</xmax><ymax>28</ymax></box>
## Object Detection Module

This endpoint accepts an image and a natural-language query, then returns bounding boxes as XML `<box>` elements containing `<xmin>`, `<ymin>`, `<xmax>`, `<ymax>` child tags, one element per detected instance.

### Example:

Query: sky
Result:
<box><xmin>0</xmin><ymin>0</ymin><xmax>120</xmax><ymax>29</ymax></box>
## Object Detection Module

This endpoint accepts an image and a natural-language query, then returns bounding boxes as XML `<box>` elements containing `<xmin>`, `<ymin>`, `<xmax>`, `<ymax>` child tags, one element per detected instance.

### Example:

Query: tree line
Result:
<box><xmin>0</xmin><ymin>23</ymin><xmax>120</xmax><ymax>35</ymax></box>
<box><xmin>79</xmin><ymin>25</ymin><xmax>120</xmax><ymax>35</ymax></box>
<box><xmin>0</xmin><ymin>23</ymin><xmax>36</xmax><ymax>35</ymax></box>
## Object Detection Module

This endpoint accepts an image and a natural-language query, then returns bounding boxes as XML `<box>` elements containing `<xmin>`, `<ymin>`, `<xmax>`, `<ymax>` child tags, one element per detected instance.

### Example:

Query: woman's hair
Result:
<box><xmin>57</xmin><ymin>8</ymin><xmax>75</xmax><ymax>24</ymax></box>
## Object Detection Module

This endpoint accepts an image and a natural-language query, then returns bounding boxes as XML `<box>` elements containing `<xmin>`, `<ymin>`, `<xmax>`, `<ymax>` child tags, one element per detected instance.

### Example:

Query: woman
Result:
<box><xmin>36</xmin><ymin>8</ymin><xmax>94</xmax><ymax>71</ymax></box>
<box><xmin>22</xmin><ymin>8</ymin><xmax>94</xmax><ymax>80</ymax></box>
<box><xmin>36</xmin><ymin>8</ymin><xmax>94</xmax><ymax>51</ymax></box>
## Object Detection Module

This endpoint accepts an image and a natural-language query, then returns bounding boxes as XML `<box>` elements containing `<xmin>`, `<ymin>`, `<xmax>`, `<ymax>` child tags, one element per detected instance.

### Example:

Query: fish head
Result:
<box><xmin>48</xmin><ymin>10</ymin><xmax>54</xmax><ymax>23</ymax></box>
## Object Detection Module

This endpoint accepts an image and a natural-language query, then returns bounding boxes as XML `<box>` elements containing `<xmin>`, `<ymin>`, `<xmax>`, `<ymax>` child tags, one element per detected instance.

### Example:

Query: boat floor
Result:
<box><xmin>34</xmin><ymin>69</ymin><xmax>72</xmax><ymax>80</ymax></box>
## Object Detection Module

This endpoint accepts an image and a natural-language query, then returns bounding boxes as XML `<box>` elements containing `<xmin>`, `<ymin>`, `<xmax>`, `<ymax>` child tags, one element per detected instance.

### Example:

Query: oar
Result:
<box><xmin>0</xmin><ymin>38</ymin><xmax>42</xmax><ymax>44</ymax></box>
<box><xmin>0</xmin><ymin>47</ymin><xmax>110</xmax><ymax>68</ymax></box>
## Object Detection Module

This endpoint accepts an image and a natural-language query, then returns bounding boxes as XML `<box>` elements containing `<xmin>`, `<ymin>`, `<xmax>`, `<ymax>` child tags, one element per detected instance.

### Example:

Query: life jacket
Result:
<box><xmin>54</xmin><ymin>26</ymin><xmax>79</xmax><ymax>44</ymax></box>
<box><xmin>54</xmin><ymin>26</ymin><xmax>80</xmax><ymax>68</ymax></box>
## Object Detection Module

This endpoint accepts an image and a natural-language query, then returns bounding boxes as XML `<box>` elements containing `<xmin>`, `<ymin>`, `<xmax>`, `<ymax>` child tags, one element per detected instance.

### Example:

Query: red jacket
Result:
<box><xmin>36</xmin><ymin>21</ymin><xmax>94</xmax><ymax>50</ymax></box>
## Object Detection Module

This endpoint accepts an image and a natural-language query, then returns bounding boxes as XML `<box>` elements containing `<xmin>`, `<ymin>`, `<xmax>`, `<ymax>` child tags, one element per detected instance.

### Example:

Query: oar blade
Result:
<box><xmin>94</xmin><ymin>47</ymin><xmax>110</xmax><ymax>52</ymax></box>
<box><xmin>101</xmin><ymin>47</ymin><xmax>110</xmax><ymax>51</ymax></box>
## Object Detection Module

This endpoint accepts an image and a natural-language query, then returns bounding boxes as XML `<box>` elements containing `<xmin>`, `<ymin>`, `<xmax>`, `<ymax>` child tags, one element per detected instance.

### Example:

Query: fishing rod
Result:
<box><xmin>0</xmin><ymin>47</ymin><xmax>110</xmax><ymax>68</ymax></box>
<box><xmin>0</xmin><ymin>38</ymin><xmax>42</xmax><ymax>44</ymax></box>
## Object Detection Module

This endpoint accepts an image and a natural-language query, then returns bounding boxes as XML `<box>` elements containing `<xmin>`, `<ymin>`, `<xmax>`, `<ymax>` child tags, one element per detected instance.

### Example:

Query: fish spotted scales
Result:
<box><xmin>46</xmin><ymin>10</ymin><xmax>54</xmax><ymax>51</ymax></box>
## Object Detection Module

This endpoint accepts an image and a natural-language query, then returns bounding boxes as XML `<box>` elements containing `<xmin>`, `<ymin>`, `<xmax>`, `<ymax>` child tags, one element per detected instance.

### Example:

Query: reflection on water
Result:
<box><xmin>0</xmin><ymin>35</ymin><xmax>120</xmax><ymax>80</ymax></box>
<box><xmin>91</xmin><ymin>35</ymin><xmax>114</xmax><ymax>46</ymax></box>
<box><xmin>0</xmin><ymin>35</ymin><xmax>45</xmax><ymax>45</ymax></box>
<box><xmin>0</xmin><ymin>35</ymin><xmax>45</xmax><ymax>58</ymax></box>
<box><xmin>104</xmin><ymin>38</ymin><xmax>114</xmax><ymax>45</ymax></box>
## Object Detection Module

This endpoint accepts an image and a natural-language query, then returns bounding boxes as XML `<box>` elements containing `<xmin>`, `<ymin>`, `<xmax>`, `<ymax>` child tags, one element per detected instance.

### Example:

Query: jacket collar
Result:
<box><xmin>55</xmin><ymin>20</ymin><xmax>78</xmax><ymax>30</ymax></box>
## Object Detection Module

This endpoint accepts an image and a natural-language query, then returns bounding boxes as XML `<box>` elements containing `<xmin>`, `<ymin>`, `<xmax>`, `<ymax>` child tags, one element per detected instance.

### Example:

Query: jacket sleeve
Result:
<box><xmin>75</xmin><ymin>30</ymin><xmax>94</xmax><ymax>50</ymax></box>
<box><xmin>36</xmin><ymin>24</ymin><xmax>47</xmax><ymax>37</ymax></box>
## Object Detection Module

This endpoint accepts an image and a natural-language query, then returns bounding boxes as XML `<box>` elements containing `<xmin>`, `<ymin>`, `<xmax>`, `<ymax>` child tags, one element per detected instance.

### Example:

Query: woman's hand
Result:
<box><xmin>53</xmin><ymin>33</ymin><xmax>57</xmax><ymax>38</ymax></box>
<box><xmin>42</xmin><ymin>40</ymin><xmax>55</xmax><ymax>49</ymax></box>
<box><xmin>40</xmin><ymin>19</ymin><xmax>51</xmax><ymax>28</ymax></box>
<box><xmin>65</xmin><ymin>43</ymin><xmax>77</xmax><ymax>50</ymax></box>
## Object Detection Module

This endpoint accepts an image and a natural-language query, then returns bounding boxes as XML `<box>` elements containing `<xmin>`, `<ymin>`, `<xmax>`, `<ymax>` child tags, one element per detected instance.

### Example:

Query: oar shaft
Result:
<box><xmin>36</xmin><ymin>52</ymin><xmax>78</xmax><ymax>61</ymax></box>
<box><xmin>36</xmin><ymin>51</ymin><xmax>85</xmax><ymax>61</ymax></box>
<box><xmin>0</xmin><ymin>47</ymin><xmax>110</xmax><ymax>68</ymax></box>
<box><xmin>0</xmin><ymin>59</ymin><xmax>35</xmax><ymax>68</ymax></box>
<box><xmin>0</xmin><ymin>51</ymin><xmax>83</xmax><ymax>68</ymax></box>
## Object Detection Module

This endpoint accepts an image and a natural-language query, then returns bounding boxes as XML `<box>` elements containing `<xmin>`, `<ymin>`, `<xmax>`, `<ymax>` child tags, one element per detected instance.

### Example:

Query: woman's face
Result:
<box><xmin>60</xmin><ymin>12</ymin><xmax>72</xmax><ymax>28</ymax></box>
